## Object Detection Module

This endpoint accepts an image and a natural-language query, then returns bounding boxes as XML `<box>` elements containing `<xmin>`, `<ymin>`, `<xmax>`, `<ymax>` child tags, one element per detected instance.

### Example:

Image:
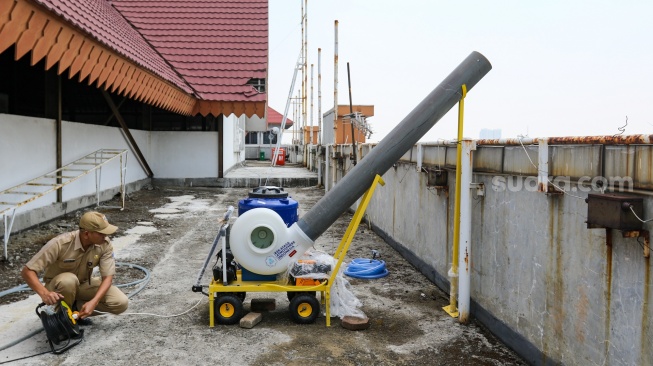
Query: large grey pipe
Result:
<box><xmin>298</xmin><ymin>51</ymin><xmax>492</xmax><ymax>241</ymax></box>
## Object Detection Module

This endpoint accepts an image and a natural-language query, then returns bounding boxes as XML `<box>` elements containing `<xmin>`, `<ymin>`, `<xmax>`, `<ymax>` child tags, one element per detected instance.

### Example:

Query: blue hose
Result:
<box><xmin>344</xmin><ymin>258</ymin><xmax>389</xmax><ymax>279</ymax></box>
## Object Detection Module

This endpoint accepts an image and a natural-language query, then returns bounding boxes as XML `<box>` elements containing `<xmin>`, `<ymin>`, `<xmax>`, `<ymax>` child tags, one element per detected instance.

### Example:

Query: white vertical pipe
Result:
<box><xmin>310</xmin><ymin>64</ymin><xmax>314</xmax><ymax>146</ymax></box>
<box><xmin>538</xmin><ymin>138</ymin><xmax>549</xmax><ymax>193</ymax></box>
<box><xmin>458</xmin><ymin>139</ymin><xmax>476</xmax><ymax>323</ymax></box>
<box><xmin>303</xmin><ymin>0</ymin><xmax>308</xmax><ymax>146</ymax></box>
<box><xmin>333</xmin><ymin>20</ymin><xmax>338</xmax><ymax>143</ymax></box>
<box><xmin>325</xmin><ymin>145</ymin><xmax>331</xmax><ymax>192</ymax></box>
<box><xmin>318</xmin><ymin>48</ymin><xmax>322</xmax><ymax>146</ymax></box>
<box><xmin>416</xmin><ymin>143</ymin><xmax>423</xmax><ymax>172</ymax></box>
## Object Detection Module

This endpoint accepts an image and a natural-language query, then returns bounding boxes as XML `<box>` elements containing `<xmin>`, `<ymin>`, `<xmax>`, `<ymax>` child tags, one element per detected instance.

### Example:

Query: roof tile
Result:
<box><xmin>111</xmin><ymin>0</ymin><xmax>268</xmax><ymax>102</ymax></box>
<box><xmin>32</xmin><ymin>0</ymin><xmax>193</xmax><ymax>94</ymax></box>
<box><xmin>30</xmin><ymin>0</ymin><xmax>268</xmax><ymax>104</ymax></box>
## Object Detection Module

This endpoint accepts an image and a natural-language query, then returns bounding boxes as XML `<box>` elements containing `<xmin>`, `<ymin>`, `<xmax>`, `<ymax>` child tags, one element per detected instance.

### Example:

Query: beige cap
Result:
<box><xmin>79</xmin><ymin>212</ymin><xmax>118</xmax><ymax>235</ymax></box>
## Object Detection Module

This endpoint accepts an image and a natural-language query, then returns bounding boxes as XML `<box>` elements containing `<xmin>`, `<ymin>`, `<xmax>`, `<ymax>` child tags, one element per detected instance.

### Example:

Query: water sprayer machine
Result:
<box><xmin>191</xmin><ymin>51</ymin><xmax>492</xmax><ymax>326</ymax></box>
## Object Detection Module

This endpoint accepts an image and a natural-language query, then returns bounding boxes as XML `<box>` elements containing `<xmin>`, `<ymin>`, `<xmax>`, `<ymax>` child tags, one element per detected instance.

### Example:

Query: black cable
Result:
<box><xmin>0</xmin><ymin>349</ymin><xmax>52</xmax><ymax>364</ymax></box>
<box><xmin>637</xmin><ymin>237</ymin><xmax>652</xmax><ymax>252</ymax></box>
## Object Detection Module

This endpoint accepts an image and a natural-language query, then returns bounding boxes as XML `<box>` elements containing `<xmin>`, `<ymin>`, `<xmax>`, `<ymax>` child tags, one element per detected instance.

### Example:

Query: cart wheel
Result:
<box><xmin>214</xmin><ymin>295</ymin><xmax>243</xmax><ymax>325</ymax></box>
<box><xmin>235</xmin><ymin>292</ymin><xmax>246</xmax><ymax>302</ymax></box>
<box><xmin>289</xmin><ymin>294</ymin><xmax>320</xmax><ymax>324</ymax></box>
<box><xmin>287</xmin><ymin>291</ymin><xmax>316</xmax><ymax>302</ymax></box>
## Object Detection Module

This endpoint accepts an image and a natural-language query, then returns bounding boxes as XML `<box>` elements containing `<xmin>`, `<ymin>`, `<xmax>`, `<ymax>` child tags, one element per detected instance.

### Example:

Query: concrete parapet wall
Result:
<box><xmin>327</xmin><ymin>141</ymin><xmax>653</xmax><ymax>366</ymax></box>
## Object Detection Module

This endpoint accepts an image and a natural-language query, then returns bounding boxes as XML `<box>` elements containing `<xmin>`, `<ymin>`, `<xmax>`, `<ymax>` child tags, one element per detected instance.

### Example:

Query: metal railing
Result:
<box><xmin>0</xmin><ymin>149</ymin><xmax>128</xmax><ymax>259</ymax></box>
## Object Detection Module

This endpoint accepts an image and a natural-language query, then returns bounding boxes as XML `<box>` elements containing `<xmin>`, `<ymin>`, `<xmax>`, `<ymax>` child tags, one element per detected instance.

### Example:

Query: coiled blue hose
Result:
<box><xmin>344</xmin><ymin>258</ymin><xmax>389</xmax><ymax>279</ymax></box>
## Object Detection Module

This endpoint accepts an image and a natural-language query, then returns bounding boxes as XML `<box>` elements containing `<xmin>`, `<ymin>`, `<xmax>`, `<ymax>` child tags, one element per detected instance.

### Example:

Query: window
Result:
<box><xmin>246</xmin><ymin>78</ymin><xmax>266</xmax><ymax>93</ymax></box>
<box><xmin>245</xmin><ymin>132</ymin><xmax>258</xmax><ymax>144</ymax></box>
<box><xmin>263</xmin><ymin>131</ymin><xmax>277</xmax><ymax>144</ymax></box>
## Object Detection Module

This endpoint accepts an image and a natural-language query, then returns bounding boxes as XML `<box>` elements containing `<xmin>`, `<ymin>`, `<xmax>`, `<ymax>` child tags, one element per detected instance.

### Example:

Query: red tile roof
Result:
<box><xmin>267</xmin><ymin>106</ymin><xmax>293</xmax><ymax>128</ymax></box>
<box><xmin>110</xmin><ymin>0</ymin><xmax>268</xmax><ymax>103</ymax></box>
<box><xmin>30</xmin><ymin>0</ymin><xmax>267</xmax><ymax>104</ymax></box>
<box><xmin>31</xmin><ymin>0</ymin><xmax>193</xmax><ymax>94</ymax></box>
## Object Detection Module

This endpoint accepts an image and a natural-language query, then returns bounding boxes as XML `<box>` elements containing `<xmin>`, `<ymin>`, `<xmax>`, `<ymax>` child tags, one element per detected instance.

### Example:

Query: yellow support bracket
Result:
<box><xmin>444</xmin><ymin>84</ymin><xmax>466</xmax><ymax>319</ymax></box>
<box><xmin>327</xmin><ymin>174</ymin><xmax>385</xmax><ymax>326</ymax></box>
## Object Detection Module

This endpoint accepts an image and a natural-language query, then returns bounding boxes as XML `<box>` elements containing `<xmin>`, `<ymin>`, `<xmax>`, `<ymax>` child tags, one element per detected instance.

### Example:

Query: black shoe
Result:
<box><xmin>76</xmin><ymin>317</ymin><xmax>93</xmax><ymax>326</ymax></box>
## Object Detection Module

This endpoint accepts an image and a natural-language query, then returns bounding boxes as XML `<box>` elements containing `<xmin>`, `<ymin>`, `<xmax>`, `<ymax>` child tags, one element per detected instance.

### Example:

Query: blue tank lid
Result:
<box><xmin>238</xmin><ymin>186</ymin><xmax>299</xmax><ymax>227</ymax></box>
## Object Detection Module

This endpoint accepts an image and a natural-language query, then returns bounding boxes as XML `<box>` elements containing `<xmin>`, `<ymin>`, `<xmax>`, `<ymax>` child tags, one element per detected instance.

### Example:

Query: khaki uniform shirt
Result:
<box><xmin>26</xmin><ymin>230</ymin><xmax>116</xmax><ymax>285</ymax></box>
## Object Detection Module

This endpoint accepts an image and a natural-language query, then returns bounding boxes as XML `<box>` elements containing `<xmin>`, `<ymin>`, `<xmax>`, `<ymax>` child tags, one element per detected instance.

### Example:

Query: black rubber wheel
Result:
<box><xmin>235</xmin><ymin>292</ymin><xmax>246</xmax><ymax>302</ymax></box>
<box><xmin>287</xmin><ymin>291</ymin><xmax>316</xmax><ymax>302</ymax></box>
<box><xmin>289</xmin><ymin>294</ymin><xmax>320</xmax><ymax>324</ymax></box>
<box><xmin>214</xmin><ymin>295</ymin><xmax>244</xmax><ymax>325</ymax></box>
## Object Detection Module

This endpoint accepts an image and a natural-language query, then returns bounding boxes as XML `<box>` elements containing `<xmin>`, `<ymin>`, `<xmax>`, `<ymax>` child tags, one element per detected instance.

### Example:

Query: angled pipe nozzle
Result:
<box><xmin>230</xmin><ymin>51</ymin><xmax>492</xmax><ymax>275</ymax></box>
<box><xmin>298</xmin><ymin>51</ymin><xmax>492</xmax><ymax>241</ymax></box>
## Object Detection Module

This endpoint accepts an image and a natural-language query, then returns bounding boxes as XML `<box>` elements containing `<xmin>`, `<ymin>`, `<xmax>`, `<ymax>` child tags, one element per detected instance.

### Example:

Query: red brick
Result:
<box><xmin>250</xmin><ymin>298</ymin><xmax>276</xmax><ymax>312</ymax></box>
<box><xmin>341</xmin><ymin>316</ymin><xmax>370</xmax><ymax>331</ymax></box>
<box><xmin>239</xmin><ymin>312</ymin><xmax>262</xmax><ymax>329</ymax></box>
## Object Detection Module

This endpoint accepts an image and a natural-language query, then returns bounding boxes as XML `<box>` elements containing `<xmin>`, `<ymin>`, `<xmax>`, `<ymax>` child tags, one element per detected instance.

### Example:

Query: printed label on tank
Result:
<box><xmin>274</xmin><ymin>240</ymin><xmax>296</xmax><ymax>260</ymax></box>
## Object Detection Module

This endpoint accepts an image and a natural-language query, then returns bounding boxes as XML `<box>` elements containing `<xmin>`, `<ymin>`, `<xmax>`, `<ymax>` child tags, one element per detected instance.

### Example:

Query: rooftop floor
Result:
<box><xmin>221</xmin><ymin>160</ymin><xmax>318</xmax><ymax>188</ymax></box>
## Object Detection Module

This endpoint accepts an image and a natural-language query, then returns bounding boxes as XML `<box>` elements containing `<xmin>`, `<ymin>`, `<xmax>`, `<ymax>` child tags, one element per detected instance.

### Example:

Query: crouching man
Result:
<box><xmin>21</xmin><ymin>211</ymin><xmax>128</xmax><ymax>324</ymax></box>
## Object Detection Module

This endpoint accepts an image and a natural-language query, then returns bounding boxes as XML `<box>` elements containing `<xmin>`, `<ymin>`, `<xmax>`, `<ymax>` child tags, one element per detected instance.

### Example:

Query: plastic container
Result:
<box><xmin>272</xmin><ymin>147</ymin><xmax>285</xmax><ymax>166</ymax></box>
<box><xmin>238</xmin><ymin>186</ymin><xmax>298</xmax><ymax>227</ymax></box>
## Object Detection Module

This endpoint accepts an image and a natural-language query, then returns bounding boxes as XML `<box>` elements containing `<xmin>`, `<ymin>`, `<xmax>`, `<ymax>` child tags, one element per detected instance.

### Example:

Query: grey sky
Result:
<box><xmin>269</xmin><ymin>1</ymin><xmax>652</xmax><ymax>142</ymax></box>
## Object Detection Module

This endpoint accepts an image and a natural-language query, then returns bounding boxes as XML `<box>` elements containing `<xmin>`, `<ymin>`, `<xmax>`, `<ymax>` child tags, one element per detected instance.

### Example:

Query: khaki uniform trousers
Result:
<box><xmin>45</xmin><ymin>272</ymin><xmax>128</xmax><ymax>314</ymax></box>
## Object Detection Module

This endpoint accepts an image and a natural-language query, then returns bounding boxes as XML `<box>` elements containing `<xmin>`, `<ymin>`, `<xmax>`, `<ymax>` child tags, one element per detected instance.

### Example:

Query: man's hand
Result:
<box><xmin>21</xmin><ymin>266</ymin><xmax>63</xmax><ymax>305</ymax></box>
<box><xmin>40</xmin><ymin>290</ymin><xmax>64</xmax><ymax>305</ymax></box>
<box><xmin>78</xmin><ymin>299</ymin><xmax>99</xmax><ymax>319</ymax></box>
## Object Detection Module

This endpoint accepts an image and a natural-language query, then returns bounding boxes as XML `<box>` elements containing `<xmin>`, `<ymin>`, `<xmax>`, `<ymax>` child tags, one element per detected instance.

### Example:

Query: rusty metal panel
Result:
<box><xmin>398</xmin><ymin>147</ymin><xmax>414</xmax><ymax>163</ymax></box>
<box><xmin>421</xmin><ymin>145</ymin><xmax>448</xmax><ymax>167</ymax></box>
<box><xmin>445</xmin><ymin>146</ymin><xmax>458</xmax><ymax>167</ymax></box>
<box><xmin>604</xmin><ymin>145</ymin><xmax>636</xmax><ymax>189</ymax></box>
<box><xmin>477</xmin><ymin>134</ymin><xmax>653</xmax><ymax>145</ymax></box>
<box><xmin>635</xmin><ymin>146</ymin><xmax>653</xmax><ymax>190</ymax></box>
<box><xmin>551</xmin><ymin>145</ymin><xmax>601</xmax><ymax>179</ymax></box>
<box><xmin>473</xmin><ymin>146</ymin><xmax>503</xmax><ymax>173</ymax></box>
<box><xmin>502</xmin><ymin>145</ymin><xmax>538</xmax><ymax>176</ymax></box>
<box><xmin>586</xmin><ymin>193</ymin><xmax>643</xmax><ymax>231</ymax></box>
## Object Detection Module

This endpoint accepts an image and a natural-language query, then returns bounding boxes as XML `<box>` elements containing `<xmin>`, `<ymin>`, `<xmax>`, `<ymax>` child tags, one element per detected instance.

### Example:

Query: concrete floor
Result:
<box><xmin>221</xmin><ymin>160</ymin><xmax>318</xmax><ymax>188</ymax></box>
<box><xmin>0</xmin><ymin>165</ymin><xmax>526</xmax><ymax>365</ymax></box>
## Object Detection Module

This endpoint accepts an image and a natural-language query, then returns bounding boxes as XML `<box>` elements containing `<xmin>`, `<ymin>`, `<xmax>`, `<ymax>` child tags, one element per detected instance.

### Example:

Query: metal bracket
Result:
<box><xmin>470</xmin><ymin>183</ymin><xmax>484</xmax><ymax>197</ymax></box>
<box><xmin>622</xmin><ymin>230</ymin><xmax>651</xmax><ymax>258</ymax></box>
<box><xmin>604</xmin><ymin>228</ymin><xmax>650</xmax><ymax>258</ymax></box>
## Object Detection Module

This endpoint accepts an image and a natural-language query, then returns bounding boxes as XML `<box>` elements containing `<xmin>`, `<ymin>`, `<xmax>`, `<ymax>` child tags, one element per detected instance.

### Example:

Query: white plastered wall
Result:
<box><xmin>0</xmin><ymin>113</ymin><xmax>239</xmax><ymax>221</ymax></box>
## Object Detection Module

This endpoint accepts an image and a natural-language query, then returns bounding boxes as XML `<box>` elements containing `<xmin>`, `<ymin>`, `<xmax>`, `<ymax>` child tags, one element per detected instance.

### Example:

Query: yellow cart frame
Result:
<box><xmin>208</xmin><ymin>174</ymin><xmax>385</xmax><ymax>327</ymax></box>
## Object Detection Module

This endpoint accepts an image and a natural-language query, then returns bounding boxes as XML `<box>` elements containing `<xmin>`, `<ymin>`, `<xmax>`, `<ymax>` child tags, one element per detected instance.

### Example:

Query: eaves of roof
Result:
<box><xmin>0</xmin><ymin>0</ymin><xmax>268</xmax><ymax>117</ymax></box>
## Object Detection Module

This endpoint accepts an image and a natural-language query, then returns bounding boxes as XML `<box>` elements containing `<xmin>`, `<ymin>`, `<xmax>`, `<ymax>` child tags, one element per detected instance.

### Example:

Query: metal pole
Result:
<box><xmin>446</xmin><ymin>84</ymin><xmax>467</xmax><ymax>318</ymax></box>
<box><xmin>318</xmin><ymin>48</ymin><xmax>322</xmax><ymax>146</ymax></box>
<box><xmin>304</xmin><ymin>0</ymin><xmax>308</xmax><ymax>146</ymax></box>
<box><xmin>102</xmin><ymin>90</ymin><xmax>154</xmax><ymax>177</ymax></box>
<box><xmin>297</xmin><ymin>51</ymin><xmax>492</xmax><ymax>241</ymax></box>
<box><xmin>347</xmin><ymin>62</ymin><xmax>357</xmax><ymax>165</ymax></box>
<box><xmin>458</xmin><ymin>139</ymin><xmax>475</xmax><ymax>323</ymax></box>
<box><xmin>538</xmin><ymin>138</ymin><xmax>549</xmax><ymax>193</ymax></box>
<box><xmin>310</xmin><ymin>63</ymin><xmax>314</xmax><ymax>145</ymax></box>
<box><xmin>333</xmin><ymin>20</ymin><xmax>338</xmax><ymax>144</ymax></box>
